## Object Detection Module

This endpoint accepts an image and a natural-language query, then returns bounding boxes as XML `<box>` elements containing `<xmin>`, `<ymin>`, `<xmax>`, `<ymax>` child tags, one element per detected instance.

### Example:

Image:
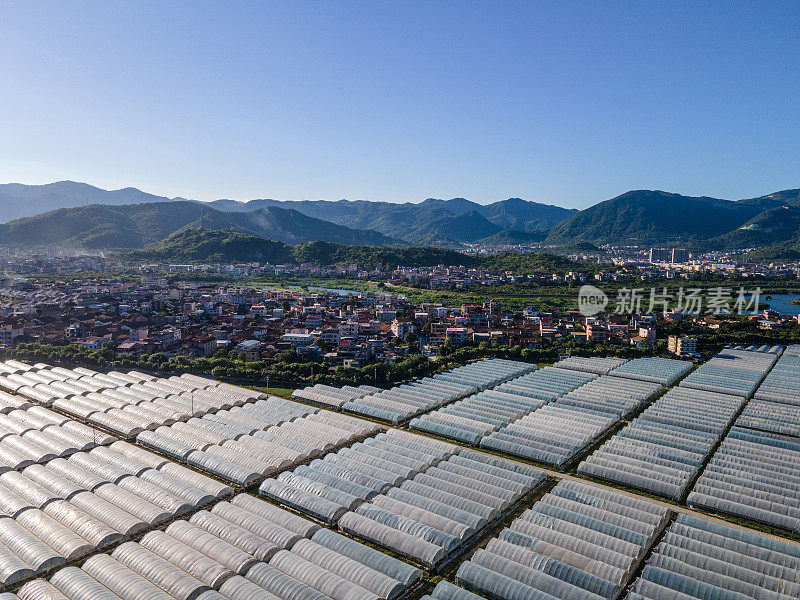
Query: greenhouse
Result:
<box><xmin>5</xmin><ymin>492</ymin><xmax>422</xmax><ymax>600</ymax></box>
<box><xmin>451</xmin><ymin>481</ymin><xmax>670</xmax><ymax>600</ymax></box>
<box><xmin>136</xmin><ymin>398</ymin><xmax>380</xmax><ymax>486</ymax></box>
<box><xmin>409</xmin><ymin>367</ymin><xmax>597</xmax><ymax>445</ymax></box>
<box><xmin>337</xmin><ymin>358</ymin><xmax>534</xmax><ymax>424</ymax></box>
<box><xmin>0</xmin><ymin>404</ymin><xmax>118</xmax><ymax>472</ymax></box>
<box><xmin>752</xmin><ymin>353</ymin><xmax>800</xmax><ymax>407</ymax></box>
<box><xmin>578</xmin><ymin>387</ymin><xmax>746</xmax><ymax>500</ymax></box>
<box><xmin>292</xmin><ymin>384</ymin><xmax>381</xmax><ymax>409</ymax></box>
<box><xmin>0</xmin><ymin>361</ymin><xmax>263</xmax><ymax>439</ymax></box>
<box><xmin>492</xmin><ymin>367</ymin><xmax>597</xmax><ymax>403</ymax></box>
<box><xmin>687</xmin><ymin>426</ymin><xmax>800</xmax><ymax>533</ymax></box>
<box><xmin>738</xmin><ymin>399</ymin><xmax>800</xmax><ymax>439</ymax></box>
<box><xmin>338</xmin><ymin>449</ymin><xmax>546</xmax><ymax>568</ymax></box>
<box><xmin>680</xmin><ymin>347</ymin><xmax>779</xmax><ymax>399</ymax></box>
<box><xmin>0</xmin><ymin>361</ymin><xmax>268</xmax><ymax>439</ymax></box>
<box><xmin>0</xmin><ymin>441</ymin><xmax>230</xmax><ymax>587</ymax></box>
<box><xmin>627</xmin><ymin>513</ymin><xmax>800</xmax><ymax>599</ymax></box>
<box><xmin>481</xmin><ymin>400</ymin><xmax>623</xmax><ymax>469</ymax></box>
<box><xmin>258</xmin><ymin>429</ymin><xmax>462</xmax><ymax>525</ymax></box>
<box><xmin>553</xmin><ymin>356</ymin><xmax>628</xmax><ymax>375</ymax></box>
<box><xmin>608</xmin><ymin>357</ymin><xmax>693</xmax><ymax>387</ymax></box>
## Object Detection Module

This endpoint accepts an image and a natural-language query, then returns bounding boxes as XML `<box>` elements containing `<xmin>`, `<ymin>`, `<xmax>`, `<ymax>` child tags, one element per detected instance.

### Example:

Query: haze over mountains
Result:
<box><xmin>1</xmin><ymin>181</ymin><xmax>799</xmax><ymax>257</ymax></box>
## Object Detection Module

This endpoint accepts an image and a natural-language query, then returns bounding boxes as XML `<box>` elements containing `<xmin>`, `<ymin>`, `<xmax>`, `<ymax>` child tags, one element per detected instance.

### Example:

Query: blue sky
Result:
<box><xmin>2</xmin><ymin>1</ymin><xmax>799</xmax><ymax>208</ymax></box>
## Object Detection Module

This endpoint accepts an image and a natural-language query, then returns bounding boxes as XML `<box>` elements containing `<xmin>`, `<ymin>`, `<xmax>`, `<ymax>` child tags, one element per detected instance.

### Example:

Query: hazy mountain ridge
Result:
<box><xmin>208</xmin><ymin>195</ymin><xmax>576</xmax><ymax>238</ymax></box>
<box><xmin>0</xmin><ymin>201</ymin><xmax>402</xmax><ymax>249</ymax></box>
<box><xmin>3</xmin><ymin>182</ymin><xmax>800</xmax><ymax>253</ymax></box>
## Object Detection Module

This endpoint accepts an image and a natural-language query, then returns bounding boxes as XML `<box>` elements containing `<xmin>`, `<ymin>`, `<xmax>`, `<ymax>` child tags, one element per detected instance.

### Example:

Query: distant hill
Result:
<box><xmin>545</xmin><ymin>189</ymin><xmax>797</xmax><ymax>247</ymax></box>
<box><xmin>476</xmin><ymin>229</ymin><xmax>547</xmax><ymax>245</ymax></box>
<box><xmin>0</xmin><ymin>201</ymin><xmax>402</xmax><ymax>249</ymax></box>
<box><xmin>0</xmin><ymin>182</ymin><xmax>576</xmax><ymax>245</ymax></box>
<box><xmin>743</xmin><ymin>241</ymin><xmax>800</xmax><ymax>261</ymax></box>
<box><xmin>126</xmin><ymin>228</ymin><xmax>294</xmax><ymax>263</ymax></box>
<box><xmin>0</xmin><ymin>181</ymin><xmax>175</xmax><ymax>223</ymax></box>
<box><xmin>710</xmin><ymin>205</ymin><xmax>800</xmax><ymax>249</ymax></box>
<box><xmin>124</xmin><ymin>227</ymin><xmax>581</xmax><ymax>272</ymax></box>
<box><xmin>208</xmin><ymin>195</ymin><xmax>576</xmax><ymax>237</ymax></box>
<box><xmin>404</xmin><ymin>211</ymin><xmax>503</xmax><ymax>244</ymax></box>
<box><xmin>5</xmin><ymin>181</ymin><xmax>800</xmax><ymax>252</ymax></box>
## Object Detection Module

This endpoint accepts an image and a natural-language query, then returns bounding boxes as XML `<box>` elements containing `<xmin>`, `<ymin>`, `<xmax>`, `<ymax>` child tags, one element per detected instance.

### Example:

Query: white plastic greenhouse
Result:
<box><xmin>627</xmin><ymin>513</ymin><xmax>800</xmax><ymax>599</ymax></box>
<box><xmin>608</xmin><ymin>357</ymin><xmax>693</xmax><ymax>387</ymax></box>
<box><xmin>451</xmin><ymin>480</ymin><xmax>670</xmax><ymax>600</ymax></box>
<box><xmin>136</xmin><ymin>398</ymin><xmax>380</xmax><ymax>486</ymax></box>
<box><xmin>553</xmin><ymin>356</ymin><xmax>628</xmax><ymax>375</ymax></box>
<box><xmin>6</xmin><ymin>491</ymin><xmax>422</xmax><ymax>600</ymax></box>
<box><xmin>409</xmin><ymin>367</ymin><xmax>597</xmax><ymax>445</ymax></box>
<box><xmin>480</xmin><ymin>371</ymin><xmax>662</xmax><ymax>469</ymax></box>
<box><xmin>336</xmin><ymin>358</ymin><xmax>534</xmax><ymax>424</ymax></box>
<box><xmin>0</xmin><ymin>441</ymin><xmax>230</xmax><ymax>588</ymax></box>
<box><xmin>579</xmin><ymin>387</ymin><xmax>746</xmax><ymax>500</ymax></box>
<box><xmin>680</xmin><ymin>347</ymin><xmax>779</xmax><ymax>399</ymax></box>
<box><xmin>687</xmin><ymin>426</ymin><xmax>800</xmax><ymax>533</ymax></box>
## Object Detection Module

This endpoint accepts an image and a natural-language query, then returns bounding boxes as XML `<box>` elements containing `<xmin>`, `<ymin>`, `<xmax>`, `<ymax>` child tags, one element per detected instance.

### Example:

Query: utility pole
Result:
<box><xmin>266</xmin><ymin>376</ymin><xmax>269</xmax><ymax>396</ymax></box>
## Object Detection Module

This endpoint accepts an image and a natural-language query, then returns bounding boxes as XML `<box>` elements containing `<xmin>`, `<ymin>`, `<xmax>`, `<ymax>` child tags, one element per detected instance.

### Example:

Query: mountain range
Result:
<box><xmin>1</xmin><ymin>181</ymin><xmax>800</xmax><ymax>257</ymax></box>
<box><xmin>125</xmin><ymin>227</ymin><xmax>580</xmax><ymax>273</ymax></box>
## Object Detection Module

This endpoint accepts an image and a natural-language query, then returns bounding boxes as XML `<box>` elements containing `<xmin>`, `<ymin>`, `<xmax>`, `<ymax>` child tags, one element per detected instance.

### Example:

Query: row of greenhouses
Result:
<box><xmin>752</xmin><ymin>353</ymin><xmax>800</xmax><ymax>407</ymax></box>
<box><xmin>4</xmin><ymin>493</ymin><xmax>422</xmax><ymax>600</ymax></box>
<box><xmin>725</xmin><ymin>344</ymin><xmax>785</xmax><ymax>354</ymax></box>
<box><xmin>578</xmin><ymin>387</ymin><xmax>746</xmax><ymax>500</ymax></box>
<box><xmin>553</xmin><ymin>356</ymin><xmax>628</xmax><ymax>375</ymax></box>
<box><xmin>409</xmin><ymin>389</ymin><xmax>546</xmax><ymax>445</ymax></box>
<box><xmin>627</xmin><ymin>513</ymin><xmax>800</xmax><ymax>600</ymax></box>
<box><xmin>680</xmin><ymin>347</ymin><xmax>779</xmax><ymax>398</ymax></box>
<box><xmin>450</xmin><ymin>480</ymin><xmax>671</xmax><ymax>600</ymax></box>
<box><xmin>738</xmin><ymin>398</ymin><xmax>800</xmax><ymax>439</ymax></box>
<box><xmin>479</xmin><ymin>374</ymin><xmax>663</xmax><ymax>469</ymax></box>
<box><xmin>430</xmin><ymin>359</ymin><xmax>537</xmax><ymax>391</ymax></box>
<box><xmin>409</xmin><ymin>367</ymin><xmax>597</xmax><ymax>445</ymax></box>
<box><xmin>785</xmin><ymin>344</ymin><xmax>800</xmax><ymax>357</ymax></box>
<box><xmin>0</xmin><ymin>405</ymin><xmax>118</xmax><ymax>471</ymax></box>
<box><xmin>338</xmin><ymin>449</ymin><xmax>546</xmax><ymax>569</ymax></box>
<box><xmin>553</xmin><ymin>376</ymin><xmax>661</xmax><ymax>420</ymax></box>
<box><xmin>606</xmin><ymin>357</ymin><xmax>693</xmax><ymax>387</ymax></box>
<box><xmin>493</xmin><ymin>367</ymin><xmax>597</xmax><ymax>402</ymax></box>
<box><xmin>301</xmin><ymin>358</ymin><xmax>534</xmax><ymax>424</ymax></box>
<box><xmin>292</xmin><ymin>384</ymin><xmax>381</xmax><ymax>409</ymax></box>
<box><xmin>0</xmin><ymin>361</ymin><xmax>263</xmax><ymax>439</ymax></box>
<box><xmin>137</xmin><ymin>398</ymin><xmax>380</xmax><ymax>487</ymax></box>
<box><xmin>257</xmin><ymin>429</ymin><xmax>458</xmax><ymax>526</ymax></box>
<box><xmin>259</xmin><ymin>428</ymin><xmax>546</xmax><ymax>568</ymax></box>
<box><xmin>481</xmin><ymin>404</ymin><xmax>618</xmax><ymax>469</ymax></box>
<box><xmin>340</xmin><ymin>378</ymin><xmax>475</xmax><ymax>425</ymax></box>
<box><xmin>0</xmin><ymin>440</ymin><xmax>231</xmax><ymax>588</ymax></box>
<box><xmin>687</xmin><ymin>426</ymin><xmax>800</xmax><ymax>533</ymax></box>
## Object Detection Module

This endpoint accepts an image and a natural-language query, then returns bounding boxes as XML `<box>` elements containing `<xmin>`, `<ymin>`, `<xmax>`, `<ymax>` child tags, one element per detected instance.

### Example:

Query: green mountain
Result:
<box><xmin>124</xmin><ymin>227</ymin><xmax>581</xmax><ymax>272</ymax></box>
<box><xmin>404</xmin><ymin>211</ymin><xmax>503</xmax><ymax>244</ymax></box>
<box><xmin>0</xmin><ymin>201</ymin><xmax>402</xmax><ymax>249</ymax></box>
<box><xmin>6</xmin><ymin>181</ymin><xmax>800</xmax><ymax>252</ymax></box>
<box><xmin>0</xmin><ymin>182</ymin><xmax>576</xmax><ymax>244</ymax></box>
<box><xmin>711</xmin><ymin>205</ymin><xmax>800</xmax><ymax>249</ymax></box>
<box><xmin>126</xmin><ymin>228</ymin><xmax>294</xmax><ymax>263</ymax></box>
<box><xmin>476</xmin><ymin>229</ymin><xmax>547</xmax><ymax>245</ymax></box>
<box><xmin>208</xmin><ymin>196</ymin><xmax>576</xmax><ymax>235</ymax></box>
<box><xmin>545</xmin><ymin>190</ymin><xmax>795</xmax><ymax>247</ymax></box>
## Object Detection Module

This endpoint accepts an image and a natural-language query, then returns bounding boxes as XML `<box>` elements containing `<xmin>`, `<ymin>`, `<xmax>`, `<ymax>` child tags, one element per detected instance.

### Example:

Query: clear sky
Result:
<box><xmin>2</xmin><ymin>1</ymin><xmax>799</xmax><ymax>208</ymax></box>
